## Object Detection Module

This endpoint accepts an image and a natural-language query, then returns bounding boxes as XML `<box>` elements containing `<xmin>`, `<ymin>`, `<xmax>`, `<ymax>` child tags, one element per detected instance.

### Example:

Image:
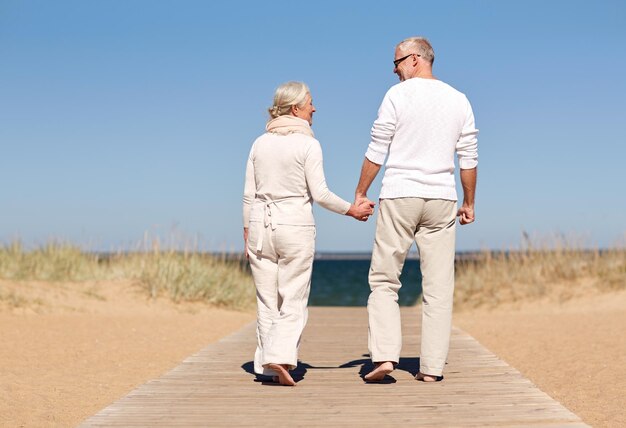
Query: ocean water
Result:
<box><xmin>309</xmin><ymin>259</ymin><xmax>423</xmax><ymax>306</ymax></box>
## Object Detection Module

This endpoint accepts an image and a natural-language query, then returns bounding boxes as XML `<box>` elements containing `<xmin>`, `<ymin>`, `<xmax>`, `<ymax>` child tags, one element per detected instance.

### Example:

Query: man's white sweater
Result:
<box><xmin>366</xmin><ymin>77</ymin><xmax>478</xmax><ymax>201</ymax></box>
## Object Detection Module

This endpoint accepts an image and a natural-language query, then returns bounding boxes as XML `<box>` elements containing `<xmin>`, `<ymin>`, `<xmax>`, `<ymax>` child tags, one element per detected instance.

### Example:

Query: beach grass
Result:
<box><xmin>2</xmin><ymin>238</ymin><xmax>625</xmax><ymax>311</ymax></box>
<box><xmin>454</xmin><ymin>240</ymin><xmax>626</xmax><ymax>309</ymax></box>
<box><xmin>0</xmin><ymin>241</ymin><xmax>255</xmax><ymax>310</ymax></box>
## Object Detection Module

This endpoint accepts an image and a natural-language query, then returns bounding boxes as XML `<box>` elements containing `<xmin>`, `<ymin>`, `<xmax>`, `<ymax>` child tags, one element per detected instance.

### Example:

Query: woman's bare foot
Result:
<box><xmin>415</xmin><ymin>372</ymin><xmax>439</xmax><ymax>382</ymax></box>
<box><xmin>364</xmin><ymin>361</ymin><xmax>394</xmax><ymax>382</ymax></box>
<box><xmin>268</xmin><ymin>364</ymin><xmax>296</xmax><ymax>386</ymax></box>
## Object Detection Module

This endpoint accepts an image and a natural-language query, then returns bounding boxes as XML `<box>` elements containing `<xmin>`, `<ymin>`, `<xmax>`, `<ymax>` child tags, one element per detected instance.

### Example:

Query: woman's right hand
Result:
<box><xmin>347</xmin><ymin>199</ymin><xmax>375</xmax><ymax>222</ymax></box>
<box><xmin>243</xmin><ymin>227</ymin><xmax>249</xmax><ymax>260</ymax></box>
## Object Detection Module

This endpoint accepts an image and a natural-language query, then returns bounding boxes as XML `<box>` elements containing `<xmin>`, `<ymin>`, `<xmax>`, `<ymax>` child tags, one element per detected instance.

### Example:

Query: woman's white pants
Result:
<box><xmin>247</xmin><ymin>222</ymin><xmax>315</xmax><ymax>375</ymax></box>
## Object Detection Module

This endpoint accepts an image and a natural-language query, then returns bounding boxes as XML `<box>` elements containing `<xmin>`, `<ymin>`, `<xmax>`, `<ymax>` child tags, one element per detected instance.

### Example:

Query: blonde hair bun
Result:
<box><xmin>268</xmin><ymin>81</ymin><xmax>310</xmax><ymax>120</ymax></box>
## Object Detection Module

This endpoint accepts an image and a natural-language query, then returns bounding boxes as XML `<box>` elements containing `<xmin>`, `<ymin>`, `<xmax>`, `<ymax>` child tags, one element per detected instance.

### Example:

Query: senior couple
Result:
<box><xmin>242</xmin><ymin>37</ymin><xmax>478</xmax><ymax>386</ymax></box>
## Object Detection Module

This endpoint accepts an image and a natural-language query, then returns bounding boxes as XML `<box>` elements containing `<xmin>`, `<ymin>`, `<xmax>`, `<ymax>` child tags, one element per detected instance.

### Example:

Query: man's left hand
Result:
<box><xmin>457</xmin><ymin>205</ymin><xmax>475</xmax><ymax>225</ymax></box>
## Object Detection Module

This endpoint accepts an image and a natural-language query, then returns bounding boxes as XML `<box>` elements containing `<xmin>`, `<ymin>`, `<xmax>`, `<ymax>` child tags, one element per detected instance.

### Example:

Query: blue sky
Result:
<box><xmin>2</xmin><ymin>1</ymin><xmax>625</xmax><ymax>252</ymax></box>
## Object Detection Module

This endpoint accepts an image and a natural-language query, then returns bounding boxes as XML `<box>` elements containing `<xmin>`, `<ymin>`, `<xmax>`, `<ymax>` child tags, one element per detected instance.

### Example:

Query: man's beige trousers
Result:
<box><xmin>368</xmin><ymin>198</ymin><xmax>457</xmax><ymax>377</ymax></box>
<box><xmin>247</xmin><ymin>223</ymin><xmax>315</xmax><ymax>376</ymax></box>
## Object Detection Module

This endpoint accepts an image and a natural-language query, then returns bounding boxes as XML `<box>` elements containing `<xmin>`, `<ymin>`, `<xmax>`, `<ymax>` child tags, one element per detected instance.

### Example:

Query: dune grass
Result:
<box><xmin>455</xmin><ymin>242</ymin><xmax>626</xmax><ymax>309</ymax></box>
<box><xmin>2</xmin><ymin>238</ymin><xmax>625</xmax><ymax>311</ymax></box>
<box><xmin>0</xmin><ymin>241</ymin><xmax>256</xmax><ymax>310</ymax></box>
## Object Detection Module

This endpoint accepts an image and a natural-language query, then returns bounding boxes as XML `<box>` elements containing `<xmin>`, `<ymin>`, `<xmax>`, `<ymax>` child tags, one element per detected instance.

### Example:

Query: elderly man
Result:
<box><xmin>355</xmin><ymin>37</ymin><xmax>478</xmax><ymax>382</ymax></box>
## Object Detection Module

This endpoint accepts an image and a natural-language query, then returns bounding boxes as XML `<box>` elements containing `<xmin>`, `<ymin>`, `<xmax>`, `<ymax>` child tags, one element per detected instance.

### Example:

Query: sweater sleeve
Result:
<box><xmin>304</xmin><ymin>139</ymin><xmax>351</xmax><ymax>215</ymax></box>
<box><xmin>456</xmin><ymin>97</ymin><xmax>479</xmax><ymax>169</ymax></box>
<box><xmin>242</xmin><ymin>145</ymin><xmax>255</xmax><ymax>228</ymax></box>
<box><xmin>365</xmin><ymin>90</ymin><xmax>396</xmax><ymax>165</ymax></box>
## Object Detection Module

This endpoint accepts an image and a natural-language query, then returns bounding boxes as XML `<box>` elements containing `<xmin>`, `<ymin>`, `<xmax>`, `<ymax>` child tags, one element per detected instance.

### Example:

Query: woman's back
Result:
<box><xmin>244</xmin><ymin>116</ymin><xmax>351</xmax><ymax>227</ymax></box>
<box><xmin>250</xmin><ymin>132</ymin><xmax>314</xmax><ymax>203</ymax></box>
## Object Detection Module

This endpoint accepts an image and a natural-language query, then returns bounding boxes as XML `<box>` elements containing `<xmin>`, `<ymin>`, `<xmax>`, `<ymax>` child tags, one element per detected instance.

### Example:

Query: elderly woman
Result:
<box><xmin>243</xmin><ymin>81</ymin><xmax>373</xmax><ymax>386</ymax></box>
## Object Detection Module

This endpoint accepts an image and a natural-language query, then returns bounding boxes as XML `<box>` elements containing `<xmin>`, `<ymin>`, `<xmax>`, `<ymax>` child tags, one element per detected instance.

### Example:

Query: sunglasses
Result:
<box><xmin>393</xmin><ymin>53</ymin><xmax>420</xmax><ymax>68</ymax></box>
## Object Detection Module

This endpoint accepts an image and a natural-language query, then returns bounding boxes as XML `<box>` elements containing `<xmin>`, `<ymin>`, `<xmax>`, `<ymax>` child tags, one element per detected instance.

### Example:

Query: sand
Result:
<box><xmin>0</xmin><ymin>279</ymin><xmax>255</xmax><ymax>427</ymax></box>
<box><xmin>455</xmin><ymin>289</ymin><xmax>626</xmax><ymax>428</ymax></box>
<box><xmin>2</xmin><ymin>279</ymin><xmax>624</xmax><ymax>427</ymax></box>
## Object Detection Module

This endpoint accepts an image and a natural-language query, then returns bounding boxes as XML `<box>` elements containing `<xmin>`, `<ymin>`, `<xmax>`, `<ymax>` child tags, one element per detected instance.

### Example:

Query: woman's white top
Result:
<box><xmin>243</xmin><ymin>120</ymin><xmax>350</xmax><ymax>228</ymax></box>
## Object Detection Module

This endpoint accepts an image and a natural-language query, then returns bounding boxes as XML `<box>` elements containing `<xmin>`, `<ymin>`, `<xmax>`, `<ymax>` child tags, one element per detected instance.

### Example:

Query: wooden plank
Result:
<box><xmin>80</xmin><ymin>307</ymin><xmax>587</xmax><ymax>427</ymax></box>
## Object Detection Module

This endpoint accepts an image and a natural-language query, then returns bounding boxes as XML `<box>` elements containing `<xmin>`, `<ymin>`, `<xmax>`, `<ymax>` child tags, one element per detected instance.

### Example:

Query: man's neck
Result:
<box><xmin>410</xmin><ymin>67</ymin><xmax>436</xmax><ymax>80</ymax></box>
<box><xmin>415</xmin><ymin>73</ymin><xmax>436</xmax><ymax>80</ymax></box>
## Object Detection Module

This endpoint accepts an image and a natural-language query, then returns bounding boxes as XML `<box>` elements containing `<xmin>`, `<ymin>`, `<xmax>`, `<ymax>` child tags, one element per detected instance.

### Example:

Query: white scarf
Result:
<box><xmin>265</xmin><ymin>115</ymin><xmax>314</xmax><ymax>137</ymax></box>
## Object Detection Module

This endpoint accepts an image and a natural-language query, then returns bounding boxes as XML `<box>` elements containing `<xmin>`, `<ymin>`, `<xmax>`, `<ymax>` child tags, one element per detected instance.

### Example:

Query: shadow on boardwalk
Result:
<box><xmin>242</xmin><ymin>355</ymin><xmax>423</xmax><ymax>386</ymax></box>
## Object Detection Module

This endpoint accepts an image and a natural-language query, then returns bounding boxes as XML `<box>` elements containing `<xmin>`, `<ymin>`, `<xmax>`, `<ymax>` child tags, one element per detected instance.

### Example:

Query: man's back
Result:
<box><xmin>367</xmin><ymin>78</ymin><xmax>478</xmax><ymax>201</ymax></box>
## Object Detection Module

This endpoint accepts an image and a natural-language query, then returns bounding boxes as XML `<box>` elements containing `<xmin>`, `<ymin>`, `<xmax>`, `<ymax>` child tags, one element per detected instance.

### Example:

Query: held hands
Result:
<box><xmin>457</xmin><ymin>204</ymin><xmax>475</xmax><ymax>225</ymax></box>
<box><xmin>348</xmin><ymin>196</ymin><xmax>376</xmax><ymax>222</ymax></box>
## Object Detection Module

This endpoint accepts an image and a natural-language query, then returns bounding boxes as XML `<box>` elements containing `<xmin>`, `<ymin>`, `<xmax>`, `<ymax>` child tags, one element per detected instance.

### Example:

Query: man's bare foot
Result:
<box><xmin>364</xmin><ymin>361</ymin><xmax>394</xmax><ymax>382</ymax></box>
<box><xmin>268</xmin><ymin>364</ymin><xmax>296</xmax><ymax>386</ymax></box>
<box><xmin>415</xmin><ymin>372</ymin><xmax>439</xmax><ymax>382</ymax></box>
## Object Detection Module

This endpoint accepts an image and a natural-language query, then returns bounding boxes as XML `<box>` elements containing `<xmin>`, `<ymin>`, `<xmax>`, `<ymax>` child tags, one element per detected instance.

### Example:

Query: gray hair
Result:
<box><xmin>268</xmin><ymin>81</ymin><xmax>310</xmax><ymax>119</ymax></box>
<box><xmin>397</xmin><ymin>37</ymin><xmax>435</xmax><ymax>65</ymax></box>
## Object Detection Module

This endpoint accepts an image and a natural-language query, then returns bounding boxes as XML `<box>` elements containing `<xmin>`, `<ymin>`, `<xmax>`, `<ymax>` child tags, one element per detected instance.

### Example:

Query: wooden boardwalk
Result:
<box><xmin>81</xmin><ymin>307</ymin><xmax>587</xmax><ymax>427</ymax></box>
